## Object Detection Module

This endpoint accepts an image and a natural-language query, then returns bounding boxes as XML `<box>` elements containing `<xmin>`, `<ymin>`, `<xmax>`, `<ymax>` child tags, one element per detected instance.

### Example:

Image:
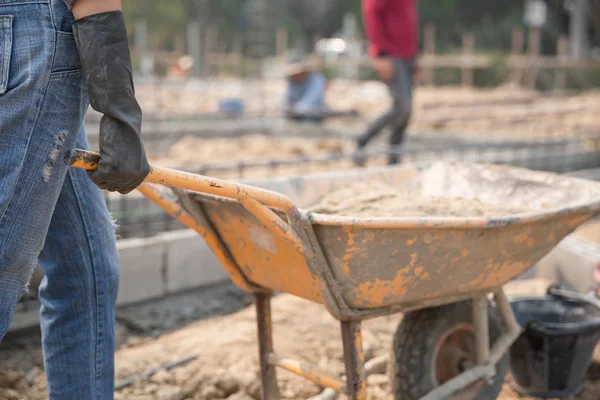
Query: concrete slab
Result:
<box><xmin>116</xmin><ymin>236</ymin><xmax>167</xmax><ymax>305</ymax></box>
<box><xmin>164</xmin><ymin>230</ymin><xmax>229</xmax><ymax>293</ymax></box>
<box><xmin>531</xmin><ymin>236</ymin><xmax>600</xmax><ymax>294</ymax></box>
<box><xmin>9</xmin><ymin>305</ymin><xmax>41</xmax><ymax>332</ymax></box>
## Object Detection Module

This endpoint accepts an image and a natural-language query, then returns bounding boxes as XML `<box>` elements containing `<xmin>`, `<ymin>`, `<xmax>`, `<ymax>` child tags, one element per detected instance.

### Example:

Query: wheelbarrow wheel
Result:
<box><xmin>389</xmin><ymin>300</ymin><xmax>509</xmax><ymax>400</ymax></box>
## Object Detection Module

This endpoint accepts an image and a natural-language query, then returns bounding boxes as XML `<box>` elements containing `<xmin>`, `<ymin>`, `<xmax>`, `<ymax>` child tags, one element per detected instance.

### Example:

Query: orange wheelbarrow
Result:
<box><xmin>68</xmin><ymin>149</ymin><xmax>600</xmax><ymax>400</ymax></box>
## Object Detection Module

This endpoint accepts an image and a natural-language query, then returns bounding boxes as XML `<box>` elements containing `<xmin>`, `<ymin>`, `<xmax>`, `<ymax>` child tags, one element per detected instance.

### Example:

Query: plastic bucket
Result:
<box><xmin>509</xmin><ymin>295</ymin><xmax>600</xmax><ymax>398</ymax></box>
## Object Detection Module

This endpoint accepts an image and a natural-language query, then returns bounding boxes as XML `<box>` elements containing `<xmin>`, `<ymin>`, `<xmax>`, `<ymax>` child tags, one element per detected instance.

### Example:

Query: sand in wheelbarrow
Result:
<box><xmin>309</xmin><ymin>181</ymin><xmax>528</xmax><ymax>218</ymax></box>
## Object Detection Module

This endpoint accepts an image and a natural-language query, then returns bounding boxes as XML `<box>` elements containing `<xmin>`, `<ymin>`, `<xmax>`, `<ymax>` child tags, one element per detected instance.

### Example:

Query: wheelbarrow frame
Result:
<box><xmin>69</xmin><ymin>150</ymin><xmax>525</xmax><ymax>400</ymax></box>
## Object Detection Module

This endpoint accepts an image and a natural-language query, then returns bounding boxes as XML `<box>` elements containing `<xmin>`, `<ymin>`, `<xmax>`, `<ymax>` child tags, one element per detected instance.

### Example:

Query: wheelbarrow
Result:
<box><xmin>67</xmin><ymin>150</ymin><xmax>600</xmax><ymax>400</ymax></box>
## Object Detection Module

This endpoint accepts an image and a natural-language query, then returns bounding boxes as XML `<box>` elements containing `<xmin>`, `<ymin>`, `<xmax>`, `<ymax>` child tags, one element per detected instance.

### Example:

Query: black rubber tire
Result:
<box><xmin>389</xmin><ymin>300</ymin><xmax>509</xmax><ymax>400</ymax></box>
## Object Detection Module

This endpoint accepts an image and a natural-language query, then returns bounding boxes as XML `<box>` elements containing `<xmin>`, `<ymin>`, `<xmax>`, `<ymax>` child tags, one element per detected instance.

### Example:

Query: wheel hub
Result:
<box><xmin>432</xmin><ymin>323</ymin><xmax>486</xmax><ymax>400</ymax></box>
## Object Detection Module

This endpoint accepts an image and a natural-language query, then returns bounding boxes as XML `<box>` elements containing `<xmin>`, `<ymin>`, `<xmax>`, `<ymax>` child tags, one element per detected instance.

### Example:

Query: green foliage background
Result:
<box><xmin>122</xmin><ymin>0</ymin><xmax>581</xmax><ymax>54</ymax></box>
<box><xmin>121</xmin><ymin>0</ymin><xmax>600</xmax><ymax>87</ymax></box>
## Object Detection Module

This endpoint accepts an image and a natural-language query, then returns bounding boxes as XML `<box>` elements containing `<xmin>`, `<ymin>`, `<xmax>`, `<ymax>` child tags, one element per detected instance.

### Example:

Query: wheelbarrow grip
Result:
<box><xmin>65</xmin><ymin>149</ymin><xmax>101</xmax><ymax>171</ymax></box>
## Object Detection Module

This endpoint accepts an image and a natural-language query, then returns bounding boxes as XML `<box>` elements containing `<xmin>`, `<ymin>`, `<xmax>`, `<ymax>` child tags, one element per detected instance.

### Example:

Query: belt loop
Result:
<box><xmin>49</xmin><ymin>0</ymin><xmax>74</xmax><ymax>33</ymax></box>
<box><xmin>48</xmin><ymin>0</ymin><xmax>58</xmax><ymax>31</ymax></box>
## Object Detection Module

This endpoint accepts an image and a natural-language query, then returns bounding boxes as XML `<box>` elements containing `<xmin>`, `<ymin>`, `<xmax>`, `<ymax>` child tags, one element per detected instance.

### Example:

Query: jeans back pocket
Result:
<box><xmin>0</xmin><ymin>15</ymin><xmax>13</xmax><ymax>95</ymax></box>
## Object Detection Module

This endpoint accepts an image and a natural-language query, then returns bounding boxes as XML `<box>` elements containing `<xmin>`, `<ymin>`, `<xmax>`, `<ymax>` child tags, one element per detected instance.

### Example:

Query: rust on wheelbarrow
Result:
<box><xmin>67</xmin><ymin>149</ymin><xmax>600</xmax><ymax>400</ymax></box>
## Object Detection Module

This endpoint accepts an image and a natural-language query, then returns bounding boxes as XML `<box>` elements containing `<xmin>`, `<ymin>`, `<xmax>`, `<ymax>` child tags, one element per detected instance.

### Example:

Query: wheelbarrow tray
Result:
<box><xmin>180</xmin><ymin>161</ymin><xmax>600</xmax><ymax>318</ymax></box>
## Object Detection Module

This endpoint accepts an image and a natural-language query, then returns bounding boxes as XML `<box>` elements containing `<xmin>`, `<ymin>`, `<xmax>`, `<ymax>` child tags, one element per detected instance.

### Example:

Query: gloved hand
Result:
<box><xmin>73</xmin><ymin>11</ymin><xmax>150</xmax><ymax>194</ymax></box>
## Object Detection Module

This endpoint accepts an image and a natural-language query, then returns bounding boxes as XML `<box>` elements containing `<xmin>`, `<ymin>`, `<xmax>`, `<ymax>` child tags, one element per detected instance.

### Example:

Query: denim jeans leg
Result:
<box><xmin>39</xmin><ymin>125</ymin><xmax>119</xmax><ymax>400</ymax></box>
<box><xmin>0</xmin><ymin>2</ymin><xmax>80</xmax><ymax>340</ymax></box>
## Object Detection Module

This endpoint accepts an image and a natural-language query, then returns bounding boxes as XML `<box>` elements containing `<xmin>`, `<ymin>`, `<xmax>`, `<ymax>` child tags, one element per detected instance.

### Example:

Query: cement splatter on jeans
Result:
<box><xmin>43</xmin><ymin>130</ymin><xmax>67</xmax><ymax>182</ymax></box>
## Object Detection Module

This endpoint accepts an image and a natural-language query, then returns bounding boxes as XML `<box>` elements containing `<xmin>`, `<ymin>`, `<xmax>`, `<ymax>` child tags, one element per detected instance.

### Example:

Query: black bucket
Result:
<box><xmin>509</xmin><ymin>293</ymin><xmax>600</xmax><ymax>398</ymax></box>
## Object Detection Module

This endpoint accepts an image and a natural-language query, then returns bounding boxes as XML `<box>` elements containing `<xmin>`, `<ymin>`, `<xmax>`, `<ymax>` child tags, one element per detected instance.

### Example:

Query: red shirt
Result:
<box><xmin>362</xmin><ymin>0</ymin><xmax>418</xmax><ymax>59</ymax></box>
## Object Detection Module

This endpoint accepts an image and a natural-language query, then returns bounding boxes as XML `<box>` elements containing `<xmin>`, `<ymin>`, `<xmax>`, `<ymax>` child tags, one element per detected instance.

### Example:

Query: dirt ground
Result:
<box><xmin>137</xmin><ymin>83</ymin><xmax>600</xmax><ymax>178</ymax></box>
<box><xmin>572</xmin><ymin>219</ymin><xmax>600</xmax><ymax>245</ymax></box>
<box><xmin>149</xmin><ymin>136</ymin><xmax>360</xmax><ymax>180</ymax></box>
<box><xmin>151</xmin><ymin>134</ymin><xmax>349</xmax><ymax>168</ymax></box>
<box><xmin>3</xmin><ymin>279</ymin><xmax>600</xmax><ymax>400</ymax></box>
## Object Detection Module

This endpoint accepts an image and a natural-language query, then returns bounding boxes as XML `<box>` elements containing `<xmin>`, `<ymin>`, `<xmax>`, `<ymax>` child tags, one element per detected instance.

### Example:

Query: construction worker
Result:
<box><xmin>284</xmin><ymin>54</ymin><xmax>329</xmax><ymax>123</ymax></box>
<box><xmin>284</xmin><ymin>53</ymin><xmax>359</xmax><ymax>123</ymax></box>
<box><xmin>0</xmin><ymin>0</ymin><xmax>148</xmax><ymax>398</ymax></box>
<box><xmin>355</xmin><ymin>0</ymin><xmax>418</xmax><ymax>165</ymax></box>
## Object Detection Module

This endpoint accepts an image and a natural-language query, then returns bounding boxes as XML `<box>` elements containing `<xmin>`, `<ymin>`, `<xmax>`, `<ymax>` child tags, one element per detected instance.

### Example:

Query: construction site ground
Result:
<box><xmin>136</xmin><ymin>80</ymin><xmax>600</xmax><ymax>141</ymax></box>
<box><xmin>2</xmin><ymin>279</ymin><xmax>600</xmax><ymax>400</ymax></box>
<box><xmin>138</xmin><ymin>83</ymin><xmax>600</xmax><ymax>181</ymax></box>
<box><xmin>4</xmin><ymin>85</ymin><xmax>600</xmax><ymax>399</ymax></box>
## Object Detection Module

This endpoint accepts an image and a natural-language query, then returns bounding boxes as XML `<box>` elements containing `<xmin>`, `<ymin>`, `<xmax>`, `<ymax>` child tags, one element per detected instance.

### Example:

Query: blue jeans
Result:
<box><xmin>0</xmin><ymin>1</ymin><xmax>119</xmax><ymax>399</ymax></box>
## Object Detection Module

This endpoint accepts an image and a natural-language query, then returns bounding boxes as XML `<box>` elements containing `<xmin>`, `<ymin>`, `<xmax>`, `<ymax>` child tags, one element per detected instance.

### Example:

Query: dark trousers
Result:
<box><xmin>357</xmin><ymin>58</ymin><xmax>414</xmax><ymax>164</ymax></box>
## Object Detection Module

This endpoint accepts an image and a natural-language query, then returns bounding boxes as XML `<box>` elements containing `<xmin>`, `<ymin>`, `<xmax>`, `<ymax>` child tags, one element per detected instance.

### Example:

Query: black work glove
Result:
<box><xmin>73</xmin><ymin>11</ymin><xmax>150</xmax><ymax>194</ymax></box>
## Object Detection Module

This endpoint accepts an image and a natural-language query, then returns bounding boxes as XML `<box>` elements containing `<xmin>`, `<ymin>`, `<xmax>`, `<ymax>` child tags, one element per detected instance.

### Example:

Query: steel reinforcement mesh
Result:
<box><xmin>106</xmin><ymin>135</ymin><xmax>600</xmax><ymax>239</ymax></box>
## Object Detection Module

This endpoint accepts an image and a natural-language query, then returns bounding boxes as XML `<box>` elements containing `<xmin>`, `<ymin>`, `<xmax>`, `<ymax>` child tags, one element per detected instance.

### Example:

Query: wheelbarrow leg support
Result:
<box><xmin>473</xmin><ymin>295</ymin><xmax>490</xmax><ymax>366</ymax></box>
<box><xmin>255</xmin><ymin>292</ymin><xmax>281</xmax><ymax>400</ymax></box>
<box><xmin>340</xmin><ymin>321</ymin><xmax>367</xmax><ymax>400</ymax></box>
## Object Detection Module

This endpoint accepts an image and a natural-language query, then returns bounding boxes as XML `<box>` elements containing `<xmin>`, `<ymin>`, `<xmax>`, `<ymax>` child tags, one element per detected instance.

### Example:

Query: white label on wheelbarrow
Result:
<box><xmin>248</xmin><ymin>225</ymin><xmax>278</xmax><ymax>255</ymax></box>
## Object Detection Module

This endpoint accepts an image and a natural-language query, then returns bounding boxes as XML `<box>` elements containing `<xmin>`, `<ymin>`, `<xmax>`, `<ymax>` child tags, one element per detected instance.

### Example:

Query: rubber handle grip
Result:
<box><xmin>65</xmin><ymin>149</ymin><xmax>101</xmax><ymax>171</ymax></box>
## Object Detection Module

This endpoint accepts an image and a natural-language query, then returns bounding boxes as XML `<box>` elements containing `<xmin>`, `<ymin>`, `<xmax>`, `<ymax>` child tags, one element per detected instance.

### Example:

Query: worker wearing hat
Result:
<box><xmin>0</xmin><ymin>0</ymin><xmax>147</xmax><ymax>398</ymax></box>
<box><xmin>283</xmin><ymin>53</ymin><xmax>329</xmax><ymax>122</ymax></box>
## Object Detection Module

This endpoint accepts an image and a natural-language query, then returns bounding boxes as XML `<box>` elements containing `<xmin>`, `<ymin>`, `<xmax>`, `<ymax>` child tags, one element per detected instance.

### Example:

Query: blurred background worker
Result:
<box><xmin>355</xmin><ymin>0</ymin><xmax>418</xmax><ymax>165</ymax></box>
<box><xmin>284</xmin><ymin>53</ymin><xmax>329</xmax><ymax>123</ymax></box>
<box><xmin>284</xmin><ymin>53</ymin><xmax>358</xmax><ymax>123</ymax></box>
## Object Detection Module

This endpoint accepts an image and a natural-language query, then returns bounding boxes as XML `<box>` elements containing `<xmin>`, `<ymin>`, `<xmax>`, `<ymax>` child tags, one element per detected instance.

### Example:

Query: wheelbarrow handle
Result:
<box><xmin>65</xmin><ymin>149</ymin><xmax>101</xmax><ymax>171</ymax></box>
<box><xmin>65</xmin><ymin>149</ymin><xmax>298</xmax><ymax>210</ymax></box>
<box><xmin>546</xmin><ymin>284</ymin><xmax>600</xmax><ymax>310</ymax></box>
<box><xmin>65</xmin><ymin>148</ymin><xmax>303</xmax><ymax>230</ymax></box>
